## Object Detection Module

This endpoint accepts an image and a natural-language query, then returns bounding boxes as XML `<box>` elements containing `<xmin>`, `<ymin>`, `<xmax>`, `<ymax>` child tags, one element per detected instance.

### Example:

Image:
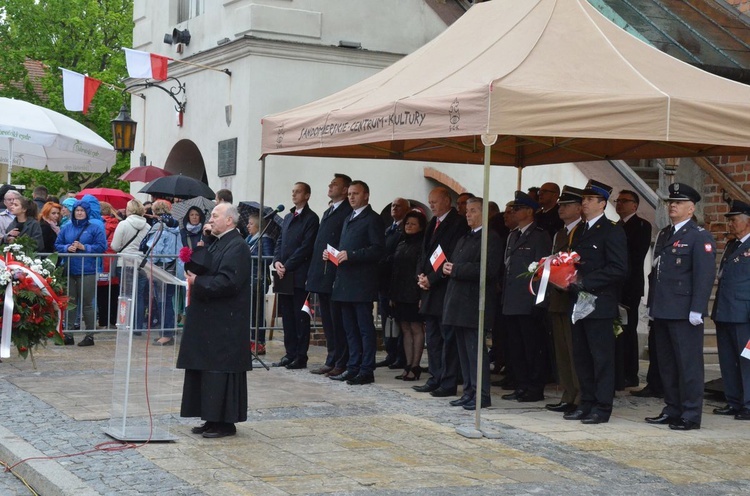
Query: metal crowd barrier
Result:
<box><xmin>46</xmin><ymin>253</ymin><xmax>303</xmax><ymax>337</ymax></box>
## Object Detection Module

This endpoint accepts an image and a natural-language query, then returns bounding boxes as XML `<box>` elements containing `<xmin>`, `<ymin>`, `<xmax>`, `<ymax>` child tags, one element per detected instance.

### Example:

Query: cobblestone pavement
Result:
<box><xmin>0</xmin><ymin>333</ymin><xmax>749</xmax><ymax>495</ymax></box>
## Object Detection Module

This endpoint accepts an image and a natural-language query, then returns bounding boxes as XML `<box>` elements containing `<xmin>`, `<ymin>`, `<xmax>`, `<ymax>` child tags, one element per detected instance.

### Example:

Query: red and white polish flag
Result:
<box><xmin>742</xmin><ymin>339</ymin><xmax>750</xmax><ymax>361</ymax></box>
<box><xmin>302</xmin><ymin>298</ymin><xmax>314</xmax><ymax>318</ymax></box>
<box><xmin>430</xmin><ymin>244</ymin><xmax>446</xmax><ymax>272</ymax></box>
<box><xmin>123</xmin><ymin>48</ymin><xmax>170</xmax><ymax>81</ymax></box>
<box><xmin>61</xmin><ymin>68</ymin><xmax>102</xmax><ymax>114</ymax></box>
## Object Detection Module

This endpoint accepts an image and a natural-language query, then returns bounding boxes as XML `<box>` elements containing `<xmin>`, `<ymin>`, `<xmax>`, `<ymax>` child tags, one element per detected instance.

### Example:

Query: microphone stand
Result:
<box><xmin>248</xmin><ymin>212</ymin><xmax>278</xmax><ymax>370</ymax></box>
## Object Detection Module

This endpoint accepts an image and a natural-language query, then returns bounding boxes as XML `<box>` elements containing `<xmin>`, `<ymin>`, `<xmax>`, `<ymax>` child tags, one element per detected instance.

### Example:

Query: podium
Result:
<box><xmin>104</xmin><ymin>256</ymin><xmax>187</xmax><ymax>442</ymax></box>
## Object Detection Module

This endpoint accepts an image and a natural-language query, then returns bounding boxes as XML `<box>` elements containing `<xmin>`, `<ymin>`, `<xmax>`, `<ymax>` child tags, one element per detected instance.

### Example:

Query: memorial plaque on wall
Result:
<box><xmin>218</xmin><ymin>138</ymin><xmax>237</xmax><ymax>177</ymax></box>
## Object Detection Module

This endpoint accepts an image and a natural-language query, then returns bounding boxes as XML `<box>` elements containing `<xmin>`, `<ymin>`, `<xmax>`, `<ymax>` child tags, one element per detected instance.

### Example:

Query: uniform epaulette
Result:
<box><xmin>697</xmin><ymin>227</ymin><xmax>705</xmax><ymax>231</ymax></box>
<box><xmin>534</xmin><ymin>226</ymin><xmax>545</xmax><ymax>232</ymax></box>
<box><xmin>610</xmin><ymin>220</ymin><xmax>618</xmax><ymax>226</ymax></box>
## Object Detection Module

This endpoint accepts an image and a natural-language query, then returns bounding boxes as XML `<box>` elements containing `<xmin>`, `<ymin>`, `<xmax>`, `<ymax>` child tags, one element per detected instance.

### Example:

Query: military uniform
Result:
<box><xmin>647</xmin><ymin>183</ymin><xmax>716</xmax><ymax>429</ymax></box>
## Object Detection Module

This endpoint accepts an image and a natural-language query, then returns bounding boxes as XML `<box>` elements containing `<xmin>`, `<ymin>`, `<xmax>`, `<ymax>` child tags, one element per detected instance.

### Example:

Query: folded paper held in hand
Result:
<box><xmin>430</xmin><ymin>244</ymin><xmax>446</xmax><ymax>272</ymax></box>
<box><xmin>326</xmin><ymin>244</ymin><xmax>340</xmax><ymax>266</ymax></box>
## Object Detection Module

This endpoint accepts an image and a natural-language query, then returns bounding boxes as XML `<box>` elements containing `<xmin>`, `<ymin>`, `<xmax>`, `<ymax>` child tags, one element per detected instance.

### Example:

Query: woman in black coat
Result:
<box><xmin>389</xmin><ymin>210</ymin><xmax>427</xmax><ymax>381</ymax></box>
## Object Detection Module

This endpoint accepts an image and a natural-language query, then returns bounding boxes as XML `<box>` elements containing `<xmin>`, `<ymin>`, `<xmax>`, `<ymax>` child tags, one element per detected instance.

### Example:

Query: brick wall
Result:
<box><xmin>726</xmin><ymin>0</ymin><xmax>750</xmax><ymax>14</ymax></box>
<box><xmin>701</xmin><ymin>155</ymin><xmax>750</xmax><ymax>250</ymax></box>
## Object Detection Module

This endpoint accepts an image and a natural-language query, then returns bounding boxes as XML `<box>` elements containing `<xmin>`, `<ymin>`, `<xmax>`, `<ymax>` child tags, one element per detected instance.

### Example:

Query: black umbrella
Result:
<box><xmin>171</xmin><ymin>196</ymin><xmax>217</xmax><ymax>227</ymax></box>
<box><xmin>139</xmin><ymin>175</ymin><xmax>215</xmax><ymax>200</ymax></box>
<box><xmin>238</xmin><ymin>201</ymin><xmax>283</xmax><ymax>241</ymax></box>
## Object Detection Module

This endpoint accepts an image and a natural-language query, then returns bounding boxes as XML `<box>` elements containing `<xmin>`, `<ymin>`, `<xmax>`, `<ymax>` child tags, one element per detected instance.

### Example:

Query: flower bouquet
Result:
<box><xmin>0</xmin><ymin>235</ymin><xmax>69</xmax><ymax>366</ymax></box>
<box><xmin>521</xmin><ymin>251</ymin><xmax>581</xmax><ymax>305</ymax></box>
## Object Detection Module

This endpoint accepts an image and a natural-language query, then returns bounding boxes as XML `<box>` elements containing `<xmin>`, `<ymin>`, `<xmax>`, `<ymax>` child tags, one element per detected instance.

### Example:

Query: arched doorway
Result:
<box><xmin>164</xmin><ymin>139</ymin><xmax>208</xmax><ymax>183</ymax></box>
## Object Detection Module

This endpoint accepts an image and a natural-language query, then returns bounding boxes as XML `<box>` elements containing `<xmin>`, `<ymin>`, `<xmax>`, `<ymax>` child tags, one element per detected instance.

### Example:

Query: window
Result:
<box><xmin>178</xmin><ymin>0</ymin><xmax>205</xmax><ymax>23</ymax></box>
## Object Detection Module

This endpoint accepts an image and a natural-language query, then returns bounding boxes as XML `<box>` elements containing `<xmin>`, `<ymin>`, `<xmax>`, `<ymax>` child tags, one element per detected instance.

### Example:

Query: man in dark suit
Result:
<box><xmin>414</xmin><ymin>187</ymin><xmax>469</xmax><ymax>397</ymax></box>
<box><xmin>501</xmin><ymin>191</ymin><xmax>552</xmax><ymax>403</ymax></box>
<box><xmin>177</xmin><ymin>203</ymin><xmax>252</xmax><ymax>438</ymax></box>
<box><xmin>545</xmin><ymin>186</ymin><xmax>584</xmax><ymax>414</ymax></box>
<box><xmin>535</xmin><ymin>182</ymin><xmax>564</xmax><ymax>238</ymax></box>
<box><xmin>376</xmin><ymin>197</ymin><xmax>409</xmax><ymax>369</ymax></box>
<box><xmin>442</xmin><ymin>197</ymin><xmax>502</xmax><ymax>409</ymax></box>
<box><xmin>306</xmin><ymin>174</ymin><xmax>352</xmax><ymax>376</ymax></box>
<box><xmin>272</xmin><ymin>182</ymin><xmax>319</xmax><ymax>370</ymax></box>
<box><xmin>329</xmin><ymin>180</ymin><xmax>385</xmax><ymax>385</ymax></box>
<box><xmin>645</xmin><ymin>183</ymin><xmax>716</xmax><ymax>431</ymax></box>
<box><xmin>456</xmin><ymin>192</ymin><xmax>475</xmax><ymax>218</ymax></box>
<box><xmin>614</xmin><ymin>190</ymin><xmax>652</xmax><ymax>390</ymax></box>
<box><xmin>712</xmin><ymin>199</ymin><xmax>750</xmax><ymax>421</ymax></box>
<box><xmin>563</xmin><ymin>180</ymin><xmax>628</xmax><ymax>425</ymax></box>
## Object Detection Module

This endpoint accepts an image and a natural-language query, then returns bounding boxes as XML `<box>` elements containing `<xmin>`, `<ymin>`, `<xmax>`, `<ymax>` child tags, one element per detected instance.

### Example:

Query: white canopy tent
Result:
<box><xmin>260</xmin><ymin>0</ymin><xmax>750</xmax><ymax>437</ymax></box>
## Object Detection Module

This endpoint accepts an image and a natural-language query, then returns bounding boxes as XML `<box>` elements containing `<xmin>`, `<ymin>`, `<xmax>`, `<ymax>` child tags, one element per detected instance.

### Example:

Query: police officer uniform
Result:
<box><xmin>646</xmin><ymin>183</ymin><xmax>716</xmax><ymax>430</ymax></box>
<box><xmin>711</xmin><ymin>199</ymin><xmax>750</xmax><ymax>420</ymax></box>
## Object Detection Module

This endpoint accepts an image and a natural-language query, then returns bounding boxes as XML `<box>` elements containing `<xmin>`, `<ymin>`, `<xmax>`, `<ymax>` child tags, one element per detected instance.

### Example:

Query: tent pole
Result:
<box><xmin>457</xmin><ymin>135</ymin><xmax>500</xmax><ymax>440</ymax></box>
<box><xmin>516</xmin><ymin>166</ymin><xmax>522</xmax><ymax>191</ymax></box>
<box><xmin>7</xmin><ymin>138</ymin><xmax>13</xmax><ymax>185</ymax></box>
<box><xmin>252</xmin><ymin>155</ymin><xmax>270</xmax><ymax>371</ymax></box>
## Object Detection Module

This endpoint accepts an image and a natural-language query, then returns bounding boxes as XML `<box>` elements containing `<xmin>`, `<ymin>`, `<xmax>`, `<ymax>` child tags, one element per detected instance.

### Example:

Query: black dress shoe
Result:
<box><xmin>412</xmin><ymin>383</ymin><xmax>438</xmax><ymax>393</ymax></box>
<box><xmin>77</xmin><ymin>335</ymin><xmax>94</xmax><ymax>347</ymax></box>
<box><xmin>202</xmin><ymin>423</ymin><xmax>237</xmax><ymax>438</ymax></box>
<box><xmin>623</xmin><ymin>378</ymin><xmax>640</xmax><ymax>388</ymax></box>
<box><xmin>713</xmin><ymin>405</ymin><xmax>742</xmax><ymax>416</ymax></box>
<box><xmin>272</xmin><ymin>356</ymin><xmax>293</xmax><ymax>367</ymax></box>
<box><xmin>63</xmin><ymin>334</ymin><xmax>75</xmax><ymax>345</ymax></box>
<box><xmin>518</xmin><ymin>392</ymin><xmax>544</xmax><ymax>403</ymax></box>
<box><xmin>545</xmin><ymin>402</ymin><xmax>575</xmax><ymax>413</ymax></box>
<box><xmin>463</xmin><ymin>395</ymin><xmax>491</xmax><ymax>410</ymax></box>
<box><xmin>669</xmin><ymin>418</ymin><xmax>700</xmax><ymax>431</ymax></box>
<box><xmin>644</xmin><ymin>413</ymin><xmax>677</xmax><ymax>425</ymax></box>
<box><xmin>450</xmin><ymin>394</ymin><xmax>474</xmax><ymax>407</ymax></box>
<box><xmin>563</xmin><ymin>409</ymin><xmax>590</xmax><ymax>421</ymax></box>
<box><xmin>501</xmin><ymin>390</ymin><xmax>525</xmax><ymax>401</ymax></box>
<box><xmin>285</xmin><ymin>359</ymin><xmax>308</xmax><ymax>370</ymax></box>
<box><xmin>375</xmin><ymin>358</ymin><xmax>394</xmax><ymax>368</ymax></box>
<box><xmin>430</xmin><ymin>387</ymin><xmax>457</xmax><ymax>398</ymax></box>
<box><xmin>346</xmin><ymin>373</ymin><xmax>374</xmax><ymax>385</ymax></box>
<box><xmin>630</xmin><ymin>386</ymin><xmax>664</xmax><ymax>398</ymax></box>
<box><xmin>191</xmin><ymin>422</ymin><xmax>215</xmax><ymax>434</ymax></box>
<box><xmin>494</xmin><ymin>378</ymin><xmax>517</xmax><ymax>390</ymax></box>
<box><xmin>581</xmin><ymin>412</ymin><xmax>609</xmax><ymax>424</ymax></box>
<box><xmin>734</xmin><ymin>409</ymin><xmax>750</xmax><ymax>420</ymax></box>
<box><xmin>330</xmin><ymin>370</ymin><xmax>357</xmax><ymax>381</ymax></box>
<box><xmin>310</xmin><ymin>365</ymin><xmax>334</xmax><ymax>375</ymax></box>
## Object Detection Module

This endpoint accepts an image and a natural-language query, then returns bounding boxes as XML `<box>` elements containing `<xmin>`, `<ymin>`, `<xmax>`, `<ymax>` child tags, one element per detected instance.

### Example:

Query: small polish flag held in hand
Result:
<box><xmin>742</xmin><ymin>339</ymin><xmax>750</xmax><ymax>361</ymax></box>
<box><xmin>61</xmin><ymin>68</ymin><xmax>101</xmax><ymax>114</ymax></box>
<box><xmin>302</xmin><ymin>297</ymin><xmax>314</xmax><ymax>318</ymax></box>
<box><xmin>124</xmin><ymin>48</ymin><xmax>170</xmax><ymax>81</ymax></box>
<box><xmin>430</xmin><ymin>244</ymin><xmax>446</xmax><ymax>272</ymax></box>
<box><xmin>326</xmin><ymin>244</ymin><xmax>340</xmax><ymax>266</ymax></box>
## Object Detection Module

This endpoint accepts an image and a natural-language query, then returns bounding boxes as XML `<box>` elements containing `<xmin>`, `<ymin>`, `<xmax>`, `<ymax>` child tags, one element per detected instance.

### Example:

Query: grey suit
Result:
<box><xmin>712</xmin><ymin>237</ymin><xmax>750</xmax><ymax>412</ymax></box>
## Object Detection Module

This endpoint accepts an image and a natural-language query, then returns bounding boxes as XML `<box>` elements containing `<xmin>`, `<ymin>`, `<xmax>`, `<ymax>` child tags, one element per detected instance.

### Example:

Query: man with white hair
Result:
<box><xmin>177</xmin><ymin>202</ymin><xmax>253</xmax><ymax>439</ymax></box>
<box><xmin>0</xmin><ymin>188</ymin><xmax>21</xmax><ymax>240</ymax></box>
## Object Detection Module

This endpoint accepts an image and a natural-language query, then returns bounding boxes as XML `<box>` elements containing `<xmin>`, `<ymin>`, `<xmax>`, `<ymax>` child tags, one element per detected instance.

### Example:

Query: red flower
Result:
<box><xmin>179</xmin><ymin>246</ymin><xmax>193</xmax><ymax>263</ymax></box>
<box><xmin>19</xmin><ymin>346</ymin><xmax>27</xmax><ymax>352</ymax></box>
<box><xmin>12</xmin><ymin>313</ymin><xmax>20</xmax><ymax>323</ymax></box>
<box><xmin>47</xmin><ymin>331</ymin><xmax>55</xmax><ymax>337</ymax></box>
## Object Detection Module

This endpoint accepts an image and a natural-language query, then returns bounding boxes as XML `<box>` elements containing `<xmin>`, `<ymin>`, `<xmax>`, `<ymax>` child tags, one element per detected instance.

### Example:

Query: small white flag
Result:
<box><xmin>742</xmin><ymin>339</ymin><xmax>750</xmax><ymax>361</ymax></box>
<box><xmin>302</xmin><ymin>299</ymin><xmax>314</xmax><ymax>318</ymax></box>
<box><xmin>430</xmin><ymin>244</ymin><xmax>446</xmax><ymax>272</ymax></box>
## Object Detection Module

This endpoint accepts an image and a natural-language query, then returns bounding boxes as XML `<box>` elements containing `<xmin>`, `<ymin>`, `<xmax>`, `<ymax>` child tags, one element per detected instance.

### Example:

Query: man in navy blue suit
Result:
<box><xmin>272</xmin><ymin>182</ymin><xmax>319</xmax><ymax>370</ymax></box>
<box><xmin>711</xmin><ymin>198</ymin><xmax>750</xmax><ymax>421</ymax></box>
<box><xmin>329</xmin><ymin>180</ymin><xmax>385</xmax><ymax>385</ymax></box>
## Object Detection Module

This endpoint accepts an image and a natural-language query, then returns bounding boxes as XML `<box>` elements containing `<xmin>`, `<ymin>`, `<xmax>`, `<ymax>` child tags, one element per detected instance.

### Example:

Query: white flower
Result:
<box><xmin>528</xmin><ymin>261</ymin><xmax>539</xmax><ymax>273</ymax></box>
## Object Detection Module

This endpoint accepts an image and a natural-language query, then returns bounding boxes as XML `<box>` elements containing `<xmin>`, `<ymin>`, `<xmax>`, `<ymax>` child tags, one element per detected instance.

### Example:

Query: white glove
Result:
<box><xmin>689</xmin><ymin>311</ymin><xmax>703</xmax><ymax>326</ymax></box>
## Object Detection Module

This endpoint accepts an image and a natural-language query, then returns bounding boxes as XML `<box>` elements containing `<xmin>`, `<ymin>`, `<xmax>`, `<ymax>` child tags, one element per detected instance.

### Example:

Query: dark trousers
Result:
<box><xmin>654</xmin><ymin>319</ymin><xmax>705</xmax><ymax>423</ymax></box>
<box><xmin>453</xmin><ymin>325</ymin><xmax>490</xmax><ymax>398</ymax></box>
<box><xmin>615</xmin><ymin>296</ymin><xmax>641</xmax><ymax>388</ymax></box>
<box><xmin>645</xmin><ymin>322</ymin><xmax>663</xmax><ymax>392</ymax></box>
<box><xmin>318</xmin><ymin>293</ymin><xmax>348</xmax><ymax>369</ymax></box>
<box><xmin>572</xmin><ymin>317</ymin><xmax>615</xmax><ymax>417</ymax></box>
<box><xmin>250</xmin><ymin>280</ymin><xmax>266</xmax><ymax>344</ymax></box>
<box><xmin>340</xmin><ymin>301</ymin><xmax>376</xmax><ymax>375</ymax></box>
<box><xmin>716</xmin><ymin>321</ymin><xmax>750</xmax><ymax>411</ymax></box>
<box><xmin>97</xmin><ymin>283</ymin><xmax>119</xmax><ymax>326</ymax></box>
<box><xmin>279</xmin><ymin>288</ymin><xmax>311</xmax><ymax>362</ymax></box>
<box><xmin>549</xmin><ymin>311</ymin><xmax>580</xmax><ymax>404</ymax></box>
<box><xmin>505</xmin><ymin>313</ymin><xmax>546</xmax><ymax>396</ymax></box>
<box><xmin>379</xmin><ymin>295</ymin><xmax>405</xmax><ymax>365</ymax></box>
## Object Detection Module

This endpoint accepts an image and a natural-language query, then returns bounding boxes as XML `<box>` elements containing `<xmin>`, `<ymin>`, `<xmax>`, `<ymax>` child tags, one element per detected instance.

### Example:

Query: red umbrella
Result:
<box><xmin>118</xmin><ymin>165</ymin><xmax>172</xmax><ymax>183</ymax></box>
<box><xmin>76</xmin><ymin>188</ymin><xmax>134</xmax><ymax>210</ymax></box>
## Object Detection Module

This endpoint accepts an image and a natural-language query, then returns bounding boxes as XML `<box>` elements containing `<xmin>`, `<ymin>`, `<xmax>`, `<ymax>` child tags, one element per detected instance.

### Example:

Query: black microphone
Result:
<box><xmin>265</xmin><ymin>204</ymin><xmax>284</xmax><ymax>219</ymax></box>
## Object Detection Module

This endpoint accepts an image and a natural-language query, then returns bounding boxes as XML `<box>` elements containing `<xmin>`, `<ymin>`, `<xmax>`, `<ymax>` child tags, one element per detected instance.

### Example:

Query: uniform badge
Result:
<box><xmin>705</xmin><ymin>243</ymin><xmax>713</xmax><ymax>253</ymax></box>
<box><xmin>676</xmin><ymin>258</ymin><xmax>682</xmax><ymax>265</ymax></box>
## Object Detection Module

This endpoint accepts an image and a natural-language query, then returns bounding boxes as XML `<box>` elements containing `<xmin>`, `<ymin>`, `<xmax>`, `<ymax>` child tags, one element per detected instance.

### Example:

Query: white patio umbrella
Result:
<box><xmin>0</xmin><ymin>97</ymin><xmax>116</xmax><ymax>183</ymax></box>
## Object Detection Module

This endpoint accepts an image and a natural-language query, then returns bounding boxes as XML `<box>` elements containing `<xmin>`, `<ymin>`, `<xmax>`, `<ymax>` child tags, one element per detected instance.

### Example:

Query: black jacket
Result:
<box><xmin>418</xmin><ymin>208</ymin><xmax>469</xmax><ymax>317</ymax></box>
<box><xmin>502</xmin><ymin>222</ymin><xmax>552</xmax><ymax>315</ymax></box>
<box><xmin>306</xmin><ymin>201</ymin><xmax>352</xmax><ymax>294</ymax></box>
<box><xmin>443</xmin><ymin>228</ymin><xmax>502</xmax><ymax>329</ymax></box>
<box><xmin>620</xmin><ymin>213</ymin><xmax>652</xmax><ymax>301</ymax></box>
<box><xmin>331</xmin><ymin>205</ymin><xmax>385</xmax><ymax>302</ymax></box>
<box><xmin>273</xmin><ymin>205</ymin><xmax>319</xmax><ymax>289</ymax></box>
<box><xmin>389</xmin><ymin>231</ymin><xmax>424</xmax><ymax>304</ymax></box>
